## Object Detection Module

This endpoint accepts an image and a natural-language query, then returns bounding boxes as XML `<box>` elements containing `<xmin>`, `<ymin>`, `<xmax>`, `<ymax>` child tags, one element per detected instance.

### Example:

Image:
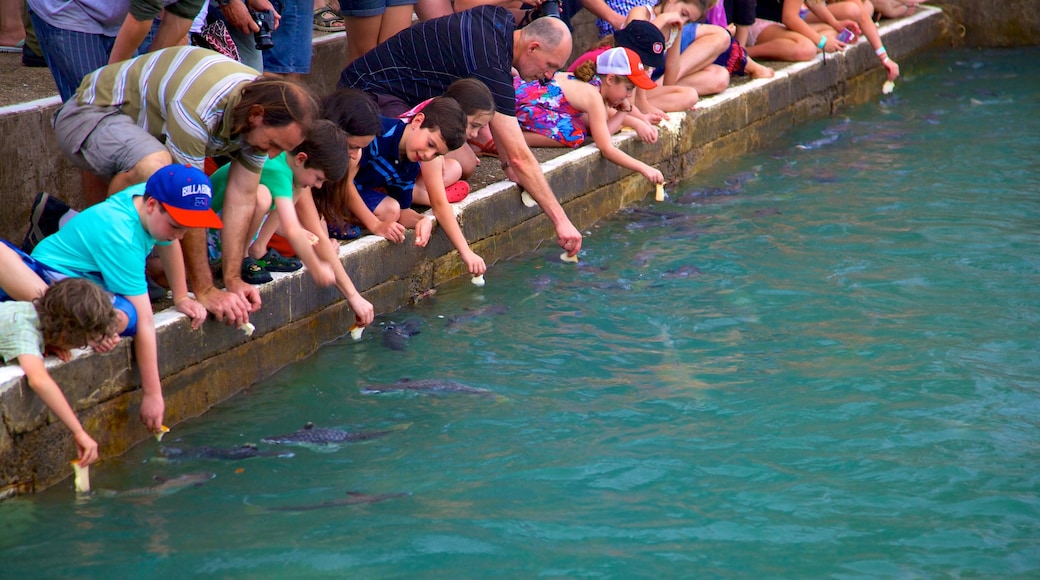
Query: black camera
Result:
<box><xmin>250</xmin><ymin>9</ymin><xmax>275</xmax><ymax>50</ymax></box>
<box><xmin>538</xmin><ymin>0</ymin><xmax>561</xmax><ymax>19</ymax></box>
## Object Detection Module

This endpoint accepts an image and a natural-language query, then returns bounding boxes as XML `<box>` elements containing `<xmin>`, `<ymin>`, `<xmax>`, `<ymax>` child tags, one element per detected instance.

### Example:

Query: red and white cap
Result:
<box><xmin>595</xmin><ymin>47</ymin><xmax>657</xmax><ymax>90</ymax></box>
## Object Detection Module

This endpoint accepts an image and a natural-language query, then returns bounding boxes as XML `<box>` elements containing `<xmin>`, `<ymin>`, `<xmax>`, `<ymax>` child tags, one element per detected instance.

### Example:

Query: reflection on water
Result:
<box><xmin>2</xmin><ymin>48</ymin><xmax>1039</xmax><ymax>577</ymax></box>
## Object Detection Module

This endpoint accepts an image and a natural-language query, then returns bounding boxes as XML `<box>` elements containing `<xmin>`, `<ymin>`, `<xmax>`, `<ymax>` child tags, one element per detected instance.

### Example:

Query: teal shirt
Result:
<box><xmin>31</xmin><ymin>185</ymin><xmax>162</xmax><ymax>297</ymax></box>
<box><xmin>209</xmin><ymin>152</ymin><xmax>295</xmax><ymax>214</ymax></box>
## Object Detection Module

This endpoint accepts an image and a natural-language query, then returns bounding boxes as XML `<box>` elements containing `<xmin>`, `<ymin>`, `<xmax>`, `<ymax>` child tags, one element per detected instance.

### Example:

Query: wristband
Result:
<box><xmin>876</xmin><ymin>46</ymin><xmax>888</xmax><ymax>57</ymax></box>
<box><xmin>817</xmin><ymin>35</ymin><xmax>828</xmax><ymax>51</ymax></box>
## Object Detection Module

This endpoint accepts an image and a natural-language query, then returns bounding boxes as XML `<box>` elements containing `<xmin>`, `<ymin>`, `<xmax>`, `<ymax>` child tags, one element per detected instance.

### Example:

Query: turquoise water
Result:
<box><xmin>3</xmin><ymin>47</ymin><xmax>1040</xmax><ymax>577</ymax></box>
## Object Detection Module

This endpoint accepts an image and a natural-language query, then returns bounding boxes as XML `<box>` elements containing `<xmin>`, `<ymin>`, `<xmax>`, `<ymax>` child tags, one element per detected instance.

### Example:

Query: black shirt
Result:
<box><xmin>338</xmin><ymin>6</ymin><xmax>517</xmax><ymax>116</ymax></box>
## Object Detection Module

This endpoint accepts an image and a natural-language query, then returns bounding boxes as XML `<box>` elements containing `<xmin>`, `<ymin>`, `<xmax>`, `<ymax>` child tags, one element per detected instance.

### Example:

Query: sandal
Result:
<box><xmin>445</xmin><ymin>181</ymin><xmax>470</xmax><ymax>203</ymax></box>
<box><xmin>328</xmin><ymin>222</ymin><xmax>362</xmax><ymax>241</ymax></box>
<box><xmin>313</xmin><ymin>6</ymin><xmax>345</xmax><ymax>32</ymax></box>
<box><xmin>242</xmin><ymin>257</ymin><xmax>273</xmax><ymax>285</ymax></box>
<box><xmin>258</xmin><ymin>248</ymin><xmax>302</xmax><ymax>272</ymax></box>
<box><xmin>468</xmin><ymin>137</ymin><xmax>498</xmax><ymax>158</ymax></box>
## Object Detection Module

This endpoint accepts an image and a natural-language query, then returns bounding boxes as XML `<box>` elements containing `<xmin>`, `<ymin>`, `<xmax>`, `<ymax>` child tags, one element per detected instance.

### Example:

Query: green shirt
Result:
<box><xmin>0</xmin><ymin>302</ymin><xmax>44</xmax><ymax>363</ymax></box>
<box><xmin>74</xmin><ymin>46</ymin><xmax>268</xmax><ymax>174</ymax></box>
<box><xmin>209</xmin><ymin>152</ymin><xmax>296</xmax><ymax>214</ymax></box>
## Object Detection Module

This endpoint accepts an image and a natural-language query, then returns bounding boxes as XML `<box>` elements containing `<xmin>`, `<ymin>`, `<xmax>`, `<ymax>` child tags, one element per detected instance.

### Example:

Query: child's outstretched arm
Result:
<box><xmin>270</xmin><ymin>196</ymin><xmax>336</xmax><ymax>287</ymax></box>
<box><xmin>294</xmin><ymin>190</ymin><xmax>375</xmax><ymax>327</ymax></box>
<box><xmin>419</xmin><ymin>158</ymin><xmax>487</xmax><ymax>276</ymax></box>
<box><xmin>157</xmin><ymin>241</ymin><xmax>207</xmax><ymax>330</ymax></box>
<box><xmin>125</xmin><ymin>292</ymin><xmax>164</xmax><ymax>433</ymax></box>
<box><xmin>18</xmin><ymin>354</ymin><xmax>99</xmax><ymax>466</ymax></box>
<box><xmin>567</xmin><ymin>80</ymin><xmax>665</xmax><ymax>185</ymax></box>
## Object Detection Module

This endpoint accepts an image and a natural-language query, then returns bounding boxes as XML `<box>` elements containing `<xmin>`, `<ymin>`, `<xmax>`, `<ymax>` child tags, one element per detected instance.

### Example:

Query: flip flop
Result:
<box><xmin>467</xmin><ymin>137</ymin><xmax>498</xmax><ymax>158</ymax></box>
<box><xmin>445</xmin><ymin>181</ymin><xmax>470</xmax><ymax>203</ymax></box>
<box><xmin>0</xmin><ymin>40</ymin><xmax>25</xmax><ymax>54</ymax></box>
<box><xmin>313</xmin><ymin>6</ymin><xmax>345</xmax><ymax>32</ymax></box>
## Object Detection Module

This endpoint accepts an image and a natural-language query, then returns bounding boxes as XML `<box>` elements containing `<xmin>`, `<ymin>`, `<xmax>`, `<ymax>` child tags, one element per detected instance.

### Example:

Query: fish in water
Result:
<box><xmin>360</xmin><ymin>378</ymin><xmax>493</xmax><ymax>396</ymax></box>
<box><xmin>100</xmin><ymin>472</ymin><xmax>215</xmax><ymax>498</ymax></box>
<box><xmin>753</xmin><ymin>207</ymin><xmax>782</xmax><ymax>217</ymax></box>
<box><xmin>267</xmin><ymin>491</ymin><xmax>410</xmax><ymax>512</ymax></box>
<box><xmin>159</xmin><ymin>443</ymin><xmax>294</xmax><ymax>461</ymax></box>
<box><xmin>261</xmin><ymin>422</ymin><xmax>407</xmax><ymax>446</ymax></box>
<box><xmin>795</xmin><ymin>133</ymin><xmax>840</xmax><ymax>150</ymax></box>
<box><xmin>445</xmin><ymin>304</ymin><xmax>509</xmax><ymax>328</ymax></box>
<box><xmin>381</xmin><ymin>318</ymin><xmax>422</xmax><ymax>351</ymax></box>
<box><xmin>661</xmin><ymin>264</ymin><xmax>702</xmax><ymax>278</ymax></box>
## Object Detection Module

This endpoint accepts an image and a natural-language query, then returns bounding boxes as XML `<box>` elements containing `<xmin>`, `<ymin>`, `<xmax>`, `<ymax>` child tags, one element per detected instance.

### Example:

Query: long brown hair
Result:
<box><xmin>229</xmin><ymin>75</ymin><xmax>318</xmax><ymax>136</ymax></box>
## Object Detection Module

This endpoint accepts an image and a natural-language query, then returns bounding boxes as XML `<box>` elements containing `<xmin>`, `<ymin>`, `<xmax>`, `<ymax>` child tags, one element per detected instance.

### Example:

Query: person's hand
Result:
<box><xmin>463</xmin><ymin>251</ymin><xmax>487</xmax><ymax>276</ymax></box>
<box><xmin>44</xmin><ymin>344</ymin><xmax>73</xmax><ymax>362</ymax></box>
<box><xmin>174</xmin><ymin>297</ymin><xmax>208</xmax><ymax>330</ymax></box>
<box><xmin>656</xmin><ymin>12</ymin><xmax>686</xmax><ymax>30</ymax></box>
<box><xmin>348</xmin><ymin>294</ymin><xmax>375</xmax><ymax>327</ymax></box>
<box><xmin>642</xmin><ymin>165</ymin><xmax>665</xmax><ymax>185</ymax></box>
<box><xmin>824</xmin><ymin>36</ymin><xmax>845</xmax><ymax>53</ymax></box>
<box><xmin>414</xmin><ymin>217</ymin><xmax>433</xmax><ymax>248</ymax></box>
<box><xmin>196</xmin><ymin>286</ymin><xmax>252</xmax><ymax>327</ymax></box>
<box><xmin>372</xmin><ymin>220</ymin><xmax>407</xmax><ymax>243</ymax></box>
<box><xmin>883</xmin><ymin>57</ymin><xmax>900</xmax><ymax>81</ymax></box>
<box><xmin>557</xmin><ymin>220</ymin><xmax>582</xmax><ymax>257</ymax></box>
<box><xmin>634</xmin><ymin>121</ymin><xmax>658</xmax><ymax>144</ymax></box>
<box><xmin>220</xmin><ymin>0</ymin><xmax>259</xmax><ymax>34</ymax></box>
<box><xmin>645</xmin><ymin>104</ymin><xmax>669</xmax><ymax>124</ymax></box>
<box><xmin>247</xmin><ymin>0</ymin><xmax>281</xmax><ymax>29</ymax></box>
<box><xmin>608</xmin><ymin>12</ymin><xmax>626</xmax><ymax>32</ymax></box>
<box><xmin>840</xmin><ymin>20</ymin><xmax>861</xmax><ymax>36</ymax></box>
<box><xmin>90</xmin><ymin>333</ymin><xmax>121</xmax><ymax>354</ymax></box>
<box><xmin>74</xmin><ymin>431</ymin><xmax>99</xmax><ymax>467</ymax></box>
<box><xmin>226</xmin><ymin>278</ymin><xmax>262</xmax><ymax>315</ymax></box>
<box><xmin>140</xmin><ymin>391</ymin><xmax>165</xmax><ymax>433</ymax></box>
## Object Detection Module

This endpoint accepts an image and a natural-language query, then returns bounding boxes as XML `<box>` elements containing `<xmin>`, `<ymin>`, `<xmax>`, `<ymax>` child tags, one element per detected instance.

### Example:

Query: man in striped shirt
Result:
<box><xmin>338</xmin><ymin>7</ymin><xmax>583</xmax><ymax>257</ymax></box>
<box><xmin>52</xmin><ymin>46</ymin><xmax>318</xmax><ymax>327</ymax></box>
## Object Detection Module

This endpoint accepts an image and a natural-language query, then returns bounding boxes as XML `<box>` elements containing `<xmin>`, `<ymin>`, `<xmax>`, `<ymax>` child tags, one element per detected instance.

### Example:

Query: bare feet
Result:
<box><xmin>746</xmin><ymin>57</ymin><xmax>775</xmax><ymax>79</ymax></box>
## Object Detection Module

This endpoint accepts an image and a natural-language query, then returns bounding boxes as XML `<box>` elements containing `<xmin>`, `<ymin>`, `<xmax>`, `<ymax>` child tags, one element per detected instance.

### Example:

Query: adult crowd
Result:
<box><xmin>0</xmin><ymin>0</ymin><xmax>919</xmax><ymax>467</ymax></box>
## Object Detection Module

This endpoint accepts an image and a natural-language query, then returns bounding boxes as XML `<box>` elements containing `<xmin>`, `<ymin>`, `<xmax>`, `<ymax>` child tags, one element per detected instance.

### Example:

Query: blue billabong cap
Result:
<box><xmin>615</xmin><ymin>21</ymin><xmax>667</xmax><ymax>70</ymax></box>
<box><xmin>146</xmin><ymin>165</ymin><xmax>222</xmax><ymax>229</ymax></box>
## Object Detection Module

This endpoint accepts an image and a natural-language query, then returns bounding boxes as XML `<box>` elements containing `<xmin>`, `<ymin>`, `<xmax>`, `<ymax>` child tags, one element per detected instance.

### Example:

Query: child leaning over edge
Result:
<box><xmin>244</xmin><ymin>120</ymin><xmax>376</xmax><ymax>329</ymax></box>
<box><xmin>0</xmin><ymin>278</ymin><xmax>118</xmax><ymax>467</ymax></box>
<box><xmin>348</xmin><ymin>97</ymin><xmax>488</xmax><ymax>277</ymax></box>
<box><xmin>0</xmin><ymin>165</ymin><xmax>220</xmax><ymax>434</ymax></box>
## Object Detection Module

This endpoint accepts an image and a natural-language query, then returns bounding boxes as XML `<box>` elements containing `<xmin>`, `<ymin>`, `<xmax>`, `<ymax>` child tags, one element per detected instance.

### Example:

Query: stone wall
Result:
<box><xmin>0</xmin><ymin>9</ymin><xmax>950</xmax><ymax>496</ymax></box>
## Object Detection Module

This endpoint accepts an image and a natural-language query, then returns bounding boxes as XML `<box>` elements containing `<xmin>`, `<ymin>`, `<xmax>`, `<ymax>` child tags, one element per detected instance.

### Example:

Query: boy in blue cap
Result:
<box><xmin>0</xmin><ymin>164</ymin><xmax>222</xmax><ymax>434</ymax></box>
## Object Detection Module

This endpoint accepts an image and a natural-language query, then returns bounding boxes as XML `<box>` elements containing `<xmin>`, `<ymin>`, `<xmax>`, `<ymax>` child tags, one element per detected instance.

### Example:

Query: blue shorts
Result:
<box><xmin>0</xmin><ymin>240</ymin><xmax>138</xmax><ymax>337</ymax></box>
<box><xmin>359</xmin><ymin>187</ymin><xmax>411</xmax><ymax>212</ymax></box>
<box><xmin>340</xmin><ymin>0</ymin><xmax>417</xmax><ymax>19</ymax></box>
<box><xmin>262</xmin><ymin>0</ymin><xmax>313</xmax><ymax>74</ymax></box>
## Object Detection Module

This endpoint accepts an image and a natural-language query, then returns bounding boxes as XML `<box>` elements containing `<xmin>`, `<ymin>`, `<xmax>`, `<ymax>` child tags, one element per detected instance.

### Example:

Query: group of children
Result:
<box><xmin>1</xmin><ymin>0</ymin><xmax>913</xmax><ymax>471</ymax></box>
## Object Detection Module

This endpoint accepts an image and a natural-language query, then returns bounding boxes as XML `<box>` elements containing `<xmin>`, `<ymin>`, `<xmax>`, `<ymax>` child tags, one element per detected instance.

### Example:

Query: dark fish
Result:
<box><xmin>795</xmin><ymin>133</ymin><xmax>840</xmax><ymax>150</ymax></box>
<box><xmin>382</xmin><ymin>318</ymin><xmax>422</xmax><ymax>351</ymax></box>
<box><xmin>361</xmin><ymin>378</ymin><xmax>493</xmax><ymax>396</ymax></box>
<box><xmin>261</xmin><ymin>422</ymin><xmax>406</xmax><ymax>446</ymax></box>
<box><xmin>661</xmin><ymin>264</ymin><xmax>702</xmax><ymax>278</ymax></box>
<box><xmin>159</xmin><ymin>444</ymin><xmax>294</xmax><ymax>461</ymax></box>
<box><xmin>267</xmin><ymin>491</ymin><xmax>410</xmax><ymax>512</ymax></box>
<box><xmin>753</xmin><ymin>207</ymin><xmax>782</xmax><ymax>217</ymax></box>
<box><xmin>101</xmin><ymin>472</ymin><xmax>215</xmax><ymax>498</ymax></box>
<box><xmin>446</xmin><ymin>304</ymin><xmax>509</xmax><ymax>328</ymax></box>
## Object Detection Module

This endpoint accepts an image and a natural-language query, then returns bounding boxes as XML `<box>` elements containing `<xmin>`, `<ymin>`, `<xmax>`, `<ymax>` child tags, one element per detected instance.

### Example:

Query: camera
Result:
<box><xmin>250</xmin><ymin>9</ymin><xmax>275</xmax><ymax>50</ymax></box>
<box><xmin>836</xmin><ymin>28</ymin><xmax>856</xmax><ymax>44</ymax></box>
<box><xmin>537</xmin><ymin>0</ymin><xmax>561</xmax><ymax>19</ymax></box>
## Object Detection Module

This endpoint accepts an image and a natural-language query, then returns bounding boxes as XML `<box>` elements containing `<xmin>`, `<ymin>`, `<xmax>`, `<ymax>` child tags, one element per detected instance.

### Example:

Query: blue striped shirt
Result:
<box><xmin>338</xmin><ymin>6</ymin><xmax>516</xmax><ymax>116</ymax></box>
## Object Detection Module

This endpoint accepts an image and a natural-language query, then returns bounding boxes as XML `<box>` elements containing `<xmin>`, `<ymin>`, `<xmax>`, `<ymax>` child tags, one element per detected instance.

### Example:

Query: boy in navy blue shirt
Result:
<box><xmin>347</xmin><ymin>97</ymin><xmax>487</xmax><ymax>276</ymax></box>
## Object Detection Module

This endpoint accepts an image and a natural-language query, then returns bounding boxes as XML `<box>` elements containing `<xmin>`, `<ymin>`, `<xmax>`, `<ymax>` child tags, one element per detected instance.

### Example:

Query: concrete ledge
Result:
<box><xmin>0</xmin><ymin>8</ymin><xmax>948</xmax><ymax>495</ymax></box>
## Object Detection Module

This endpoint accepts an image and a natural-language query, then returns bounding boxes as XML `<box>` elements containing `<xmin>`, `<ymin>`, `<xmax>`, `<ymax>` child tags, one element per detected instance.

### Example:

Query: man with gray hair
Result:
<box><xmin>338</xmin><ymin>6</ymin><xmax>582</xmax><ymax>257</ymax></box>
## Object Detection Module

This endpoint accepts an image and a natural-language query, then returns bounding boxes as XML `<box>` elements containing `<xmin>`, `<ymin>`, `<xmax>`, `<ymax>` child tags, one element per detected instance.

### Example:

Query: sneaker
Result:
<box><xmin>241</xmin><ymin>257</ymin><xmax>273</xmax><ymax>284</ymax></box>
<box><xmin>258</xmin><ymin>248</ymin><xmax>302</xmax><ymax>272</ymax></box>
<box><xmin>21</xmin><ymin>192</ymin><xmax>72</xmax><ymax>253</ymax></box>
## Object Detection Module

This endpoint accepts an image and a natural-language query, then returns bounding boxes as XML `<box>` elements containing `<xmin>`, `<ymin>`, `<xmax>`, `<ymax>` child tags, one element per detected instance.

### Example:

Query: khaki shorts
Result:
<box><xmin>52</xmin><ymin>98</ymin><xmax>167</xmax><ymax>179</ymax></box>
